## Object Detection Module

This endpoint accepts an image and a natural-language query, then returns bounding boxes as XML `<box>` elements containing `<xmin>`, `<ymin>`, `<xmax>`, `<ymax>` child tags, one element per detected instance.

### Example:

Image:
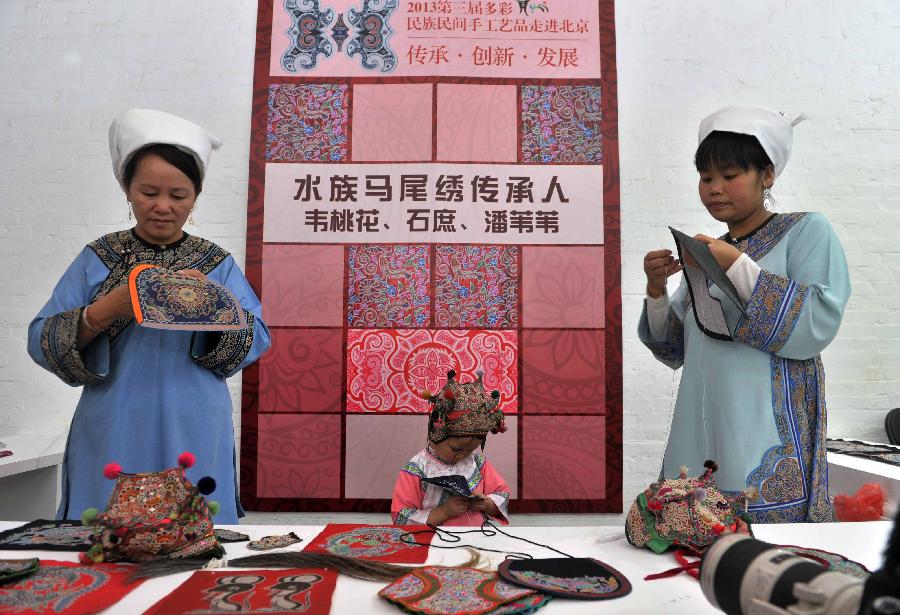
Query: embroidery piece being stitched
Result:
<box><xmin>144</xmin><ymin>568</ymin><xmax>338</xmax><ymax>615</ymax></box>
<box><xmin>0</xmin><ymin>560</ymin><xmax>141</xmax><ymax>615</ymax></box>
<box><xmin>247</xmin><ymin>532</ymin><xmax>303</xmax><ymax>551</ymax></box>
<box><xmin>129</xmin><ymin>264</ymin><xmax>247</xmax><ymax>331</ymax></box>
<box><xmin>379</xmin><ymin>566</ymin><xmax>541</xmax><ymax>615</ymax></box>
<box><xmin>0</xmin><ymin>520</ymin><xmax>93</xmax><ymax>552</ymax></box>
<box><xmin>305</xmin><ymin>524</ymin><xmax>434</xmax><ymax>564</ymax></box>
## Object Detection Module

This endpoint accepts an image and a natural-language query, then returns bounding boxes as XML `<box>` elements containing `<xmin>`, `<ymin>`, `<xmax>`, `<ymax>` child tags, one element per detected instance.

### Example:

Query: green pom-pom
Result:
<box><xmin>81</xmin><ymin>507</ymin><xmax>99</xmax><ymax>525</ymax></box>
<box><xmin>207</xmin><ymin>500</ymin><xmax>220</xmax><ymax>516</ymax></box>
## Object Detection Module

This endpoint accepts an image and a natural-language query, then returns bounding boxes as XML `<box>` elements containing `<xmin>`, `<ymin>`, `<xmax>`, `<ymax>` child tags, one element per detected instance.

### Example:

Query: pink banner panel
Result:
<box><xmin>352</xmin><ymin>84</ymin><xmax>433</xmax><ymax>162</ymax></box>
<box><xmin>522</xmin><ymin>329</ymin><xmax>604</xmax><ymax>414</ymax></box>
<box><xmin>270</xmin><ymin>0</ymin><xmax>602</xmax><ymax>79</ymax></box>
<box><xmin>521</xmin><ymin>415</ymin><xmax>606</xmax><ymax>499</ymax></box>
<box><xmin>521</xmin><ymin>246</ymin><xmax>605</xmax><ymax>328</ymax></box>
<box><xmin>259</xmin><ymin>328</ymin><xmax>344</xmax><ymax>413</ymax></box>
<box><xmin>262</xmin><ymin>244</ymin><xmax>346</xmax><ymax>327</ymax></box>
<box><xmin>346</xmin><ymin>329</ymin><xmax>518</xmax><ymax>414</ymax></box>
<box><xmin>436</xmin><ymin>84</ymin><xmax>517</xmax><ymax>162</ymax></box>
<box><xmin>257</xmin><ymin>414</ymin><xmax>342</xmax><ymax>498</ymax></box>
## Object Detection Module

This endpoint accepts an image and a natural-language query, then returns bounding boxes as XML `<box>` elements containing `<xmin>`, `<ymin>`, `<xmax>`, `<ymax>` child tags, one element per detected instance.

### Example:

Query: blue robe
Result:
<box><xmin>639</xmin><ymin>213</ymin><xmax>851</xmax><ymax>523</ymax></box>
<box><xmin>28</xmin><ymin>229</ymin><xmax>271</xmax><ymax>524</ymax></box>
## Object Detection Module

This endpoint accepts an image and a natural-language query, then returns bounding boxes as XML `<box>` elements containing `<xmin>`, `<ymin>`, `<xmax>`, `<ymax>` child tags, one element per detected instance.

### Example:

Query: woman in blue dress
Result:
<box><xmin>639</xmin><ymin>106</ymin><xmax>851</xmax><ymax>523</ymax></box>
<box><xmin>27</xmin><ymin>109</ymin><xmax>270</xmax><ymax>523</ymax></box>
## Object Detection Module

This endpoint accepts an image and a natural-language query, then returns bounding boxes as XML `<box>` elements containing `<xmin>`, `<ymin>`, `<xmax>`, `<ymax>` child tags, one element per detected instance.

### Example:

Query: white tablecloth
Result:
<box><xmin>0</xmin><ymin>521</ymin><xmax>891</xmax><ymax>614</ymax></box>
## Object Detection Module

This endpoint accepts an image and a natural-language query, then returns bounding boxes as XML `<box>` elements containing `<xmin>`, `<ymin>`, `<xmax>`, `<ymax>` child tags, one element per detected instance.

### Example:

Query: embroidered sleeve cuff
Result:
<box><xmin>40</xmin><ymin>308</ymin><xmax>108</xmax><ymax>386</ymax></box>
<box><xmin>488</xmin><ymin>492</ymin><xmax>510</xmax><ymax>522</ymax></box>
<box><xmin>191</xmin><ymin>311</ymin><xmax>255</xmax><ymax>377</ymax></box>
<box><xmin>726</xmin><ymin>253</ymin><xmax>762</xmax><ymax>304</ymax></box>
<box><xmin>733</xmin><ymin>270</ymin><xmax>808</xmax><ymax>353</ymax></box>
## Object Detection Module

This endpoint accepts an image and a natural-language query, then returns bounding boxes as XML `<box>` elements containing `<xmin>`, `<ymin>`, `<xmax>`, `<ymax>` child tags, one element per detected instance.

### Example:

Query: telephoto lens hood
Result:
<box><xmin>700</xmin><ymin>534</ymin><xmax>864</xmax><ymax>615</ymax></box>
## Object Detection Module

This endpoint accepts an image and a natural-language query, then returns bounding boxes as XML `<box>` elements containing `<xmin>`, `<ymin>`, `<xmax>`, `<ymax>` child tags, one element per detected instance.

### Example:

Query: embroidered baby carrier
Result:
<box><xmin>625</xmin><ymin>460</ymin><xmax>753</xmax><ymax>554</ymax></box>
<box><xmin>80</xmin><ymin>452</ymin><xmax>223</xmax><ymax>564</ymax></box>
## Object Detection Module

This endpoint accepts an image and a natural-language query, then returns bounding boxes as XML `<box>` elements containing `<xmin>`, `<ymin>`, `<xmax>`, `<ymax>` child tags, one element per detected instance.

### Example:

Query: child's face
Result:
<box><xmin>432</xmin><ymin>436</ymin><xmax>483</xmax><ymax>464</ymax></box>
<box><xmin>698</xmin><ymin>164</ymin><xmax>773</xmax><ymax>226</ymax></box>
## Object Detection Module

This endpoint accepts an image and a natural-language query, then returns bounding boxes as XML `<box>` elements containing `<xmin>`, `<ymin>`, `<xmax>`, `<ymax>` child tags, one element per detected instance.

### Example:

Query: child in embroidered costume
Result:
<box><xmin>391</xmin><ymin>370</ymin><xmax>511</xmax><ymax>526</ymax></box>
<box><xmin>640</xmin><ymin>106</ymin><xmax>851</xmax><ymax>523</ymax></box>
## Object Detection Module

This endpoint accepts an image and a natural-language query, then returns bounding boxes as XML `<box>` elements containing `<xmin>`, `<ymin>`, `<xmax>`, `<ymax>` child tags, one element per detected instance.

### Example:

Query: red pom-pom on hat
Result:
<box><xmin>103</xmin><ymin>463</ymin><xmax>122</xmax><ymax>479</ymax></box>
<box><xmin>178</xmin><ymin>452</ymin><xmax>196</xmax><ymax>468</ymax></box>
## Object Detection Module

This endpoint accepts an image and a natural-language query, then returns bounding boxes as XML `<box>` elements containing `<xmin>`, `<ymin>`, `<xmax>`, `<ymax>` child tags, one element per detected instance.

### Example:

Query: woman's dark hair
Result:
<box><xmin>694</xmin><ymin>131</ymin><xmax>773</xmax><ymax>174</ymax></box>
<box><xmin>123</xmin><ymin>143</ymin><xmax>202</xmax><ymax>194</ymax></box>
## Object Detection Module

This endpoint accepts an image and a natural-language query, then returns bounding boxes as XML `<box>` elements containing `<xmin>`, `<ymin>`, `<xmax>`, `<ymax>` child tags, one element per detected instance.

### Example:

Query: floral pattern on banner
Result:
<box><xmin>521</xmin><ymin>85</ymin><xmax>602</xmax><ymax>164</ymax></box>
<box><xmin>267</xmin><ymin>83</ymin><xmax>348</xmax><ymax>162</ymax></box>
<box><xmin>435</xmin><ymin>245</ymin><xmax>519</xmax><ymax>328</ymax></box>
<box><xmin>346</xmin><ymin>329</ymin><xmax>518</xmax><ymax>414</ymax></box>
<box><xmin>348</xmin><ymin>245</ymin><xmax>431</xmax><ymax>328</ymax></box>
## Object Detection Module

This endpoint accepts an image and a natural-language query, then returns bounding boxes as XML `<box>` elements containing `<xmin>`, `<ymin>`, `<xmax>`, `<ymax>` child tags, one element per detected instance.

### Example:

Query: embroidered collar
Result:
<box><xmin>130</xmin><ymin>227</ymin><xmax>190</xmax><ymax>251</ymax></box>
<box><xmin>724</xmin><ymin>212</ymin><xmax>778</xmax><ymax>244</ymax></box>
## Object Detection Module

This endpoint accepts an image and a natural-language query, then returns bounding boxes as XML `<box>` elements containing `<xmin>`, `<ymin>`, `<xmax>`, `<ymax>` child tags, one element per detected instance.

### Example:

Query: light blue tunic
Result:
<box><xmin>27</xmin><ymin>230</ymin><xmax>271</xmax><ymax>524</ymax></box>
<box><xmin>639</xmin><ymin>213</ymin><xmax>851</xmax><ymax>523</ymax></box>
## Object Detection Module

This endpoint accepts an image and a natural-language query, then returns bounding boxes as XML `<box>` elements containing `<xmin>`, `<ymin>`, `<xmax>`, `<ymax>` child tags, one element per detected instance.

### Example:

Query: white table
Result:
<box><xmin>0</xmin><ymin>521</ymin><xmax>891</xmax><ymax>614</ymax></box>
<box><xmin>0</xmin><ymin>434</ymin><xmax>66</xmax><ymax>519</ymax></box>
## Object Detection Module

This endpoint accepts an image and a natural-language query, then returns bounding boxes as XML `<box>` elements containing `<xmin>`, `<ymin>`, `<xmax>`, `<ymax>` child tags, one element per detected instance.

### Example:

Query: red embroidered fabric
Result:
<box><xmin>144</xmin><ymin>569</ymin><xmax>338</xmax><ymax>615</ymax></box>
<box><xmin>303</xmin><ymin>523</ymin><xmax>434</xmax><ymax>563</ymax></box>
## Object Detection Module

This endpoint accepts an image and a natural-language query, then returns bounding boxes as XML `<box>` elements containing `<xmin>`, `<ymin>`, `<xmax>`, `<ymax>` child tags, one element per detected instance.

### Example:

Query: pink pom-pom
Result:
<box><xmin>178</xmin><ymin>452</ymin><xmax>196</xmax><ymax>468</ymax></box>
<box><xmin>103</xmin><ymin>463</ymin><xmax>122</xmax><ymax>479</ymax></box>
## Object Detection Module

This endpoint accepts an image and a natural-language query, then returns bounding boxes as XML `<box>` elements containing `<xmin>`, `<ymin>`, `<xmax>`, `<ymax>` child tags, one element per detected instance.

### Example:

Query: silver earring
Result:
<box><xmin>763</xmin><ymin>187</ymin><xmax>775</xmax><ymax>209</ymax></box>
<box><xmin>188</xmin><ymin>209</ymin><xmax>195</xmax><ymax>225</ymax></box>
<box><xmin>127</xmin><ymin>200</ymin><xmax>133</xmax><ymax>221</ymax></box>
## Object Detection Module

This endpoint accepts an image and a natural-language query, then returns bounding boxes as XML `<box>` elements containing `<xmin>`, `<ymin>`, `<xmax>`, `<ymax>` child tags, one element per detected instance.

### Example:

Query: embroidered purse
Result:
<box><xmin>80</xmin><ymin>452</ymin><xmax>223</xmax><ymax>564</ymax></box>
<box><xmin>625</xmin><ymin>460</ymin><xmax>753</xmax><ymax>554</ymax></box>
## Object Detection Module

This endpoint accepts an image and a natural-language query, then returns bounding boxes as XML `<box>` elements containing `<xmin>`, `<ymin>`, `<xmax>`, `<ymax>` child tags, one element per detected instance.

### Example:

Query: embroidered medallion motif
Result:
<box><xmin>347</xmin><ymin>0</ymin><xmax>398</xmax><ymax>73</ymax></box>
<box><xmin>0</xmin><ymin>560</ymin><xmax>140</xmax><ymax>615</ymax></box>
<box><xmin>247</xmin><ymin>532</ymin><xmax>303</xmax><ymax>551</ymax></box>
<box><xmin>785</xmin><ymin>545</ymin><xmax>871</xmax><ymax>579</ymax></box>
<box><xmin>144</xmin><ymin>568</ymin><xmax>338</xmax><ymax>615</ymax></box>
<box><xmin>0</xmin><ymin>520</ymin><xmax>93</xmax><ymax>552</ymax></box>
<box><xmin>305</xmin><ymin>524</ymin><xmax>433</xmax><ymax>563</ymax></box>
<box><xmin>281</xmin><ymin>0</ymin><xmax>335</xmax><ymax>72</ymax></box>
<box><xmin>379</xmin><ymin>566</ymin><xmax>537</xmax><ymax>615</ymax></box>
<box><xmin>129</xmin><ymin>264</ymin><xmax>247</xmax><ymax>331</ymax></box>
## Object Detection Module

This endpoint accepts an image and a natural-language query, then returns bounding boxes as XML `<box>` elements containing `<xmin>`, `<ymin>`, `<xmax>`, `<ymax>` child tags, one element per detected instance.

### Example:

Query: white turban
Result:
<box><xmin>698</xmin><ymin>105</ymin><xmax>806</xmax><ymax>177</ymax></box>
<box><xmin>108</xmin><ymin>108</ymin><xmax>222</xmax><ymax>190</ymax></box>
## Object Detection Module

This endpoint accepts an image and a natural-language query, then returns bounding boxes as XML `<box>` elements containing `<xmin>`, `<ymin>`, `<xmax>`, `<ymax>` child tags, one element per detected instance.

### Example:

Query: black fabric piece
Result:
<box><xmin>670</xmin><ymin>227</ymin><xmax>746</xmax><ymax>342</ymax></box>
<box><xmin>0</xmin><ymin>558</ymin><xmax>39</xmax><ymax>585</ymax></box>
<box><xmin>420</xmin><ymin>474</ymin><xmax>477</xmax><ymax>498</ymax></box>
<box><xmin>887</xmin><ymin>408</ymin><xmax>900</xmax><ymax>445</ymax></box>
<box><xmin>213</xmin><ymin>528</ymin><xmax>250</xmax><ymax>543</ymax></box>
<box><xmin>826</xmin><ymin>438</ymin><xmax>900</xmax><ymax>467</ymax></box>
<box><xmin>0</xmin><ymin>520</ymin><xmax>93</xmax><ymax>552</ymax></box>
<box><xmin>498</xmin><ymin>557</ymin><xmax>632</xmax><ymax>600</ymax></box>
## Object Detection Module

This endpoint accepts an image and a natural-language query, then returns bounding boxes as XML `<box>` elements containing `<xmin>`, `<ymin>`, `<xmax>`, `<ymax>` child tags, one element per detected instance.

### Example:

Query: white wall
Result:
<box><xmin>1</xmin><ymin>1</ymin><xmax>897</xmax><ymax>514</ymax></box>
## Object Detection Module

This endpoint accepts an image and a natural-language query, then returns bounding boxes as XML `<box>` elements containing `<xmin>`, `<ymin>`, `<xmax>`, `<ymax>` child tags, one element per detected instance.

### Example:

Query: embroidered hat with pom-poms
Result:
<box><xmin>624</xmin><ymin>460</ymin><xmax>754</xmax><ymax>554</ymax></box>
<box><xmin>79</xmin><ymin>452</ymin><xmax>223</xmax><ymax>566</ymax></box>
<box><xmin>425</xmin><ymin>369</ymin><xmax>505</xmax><ymax>443</ymax></box>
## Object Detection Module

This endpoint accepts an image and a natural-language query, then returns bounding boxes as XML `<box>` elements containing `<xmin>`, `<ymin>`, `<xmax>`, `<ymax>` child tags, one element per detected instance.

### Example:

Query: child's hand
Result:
<box><xmin>694</xmin><ymin>235</ymin><xmax>742</xmax><ymax>271</ymax></box>
<box><xmin>468</xmin><ymin>494</ymin><xmax>499</xmax><ymax>517</ymax></box>
<box><xmin>644</xmin><ymin>249</ymin><xmax>682</xmax><ymax>298</ymax></box>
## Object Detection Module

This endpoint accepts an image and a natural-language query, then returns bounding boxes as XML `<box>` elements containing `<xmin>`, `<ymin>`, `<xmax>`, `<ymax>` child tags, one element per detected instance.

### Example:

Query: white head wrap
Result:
<box><xmin>698</xmin><ymin>105</ymin><xmax>806</xmax><ymax>177</ymax></box>
<box><xmin>108</xmin><ymin>108</ymin><xmax>222</xmax><ymax>190</ymax></box>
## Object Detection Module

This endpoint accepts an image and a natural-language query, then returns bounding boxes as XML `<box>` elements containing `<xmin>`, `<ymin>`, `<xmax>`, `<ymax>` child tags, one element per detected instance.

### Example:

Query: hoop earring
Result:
<box><xmin>763</xmin><ymin>187</ymin><xmax>775</xmax><ymax>209</ymax></box>
<box><xmin>127</xmin><ymin>200</ymin><xmax>133</xmax><ymax>221</ymax></box>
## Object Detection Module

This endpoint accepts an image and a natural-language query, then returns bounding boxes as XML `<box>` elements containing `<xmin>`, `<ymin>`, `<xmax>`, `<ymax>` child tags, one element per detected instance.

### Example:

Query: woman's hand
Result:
<box><xmin>694</xmin><ymin>235</ymin><xmax>742</xmax><ymax>271</ymax></box>
<box><xmin>644</xmin><ymin>249</ymin><xmax>682</xmax><ymax>298</ymax></box>
<box><xmin>77</xmin><ymin>284</ymin><xmax>133</xmax><ymax>347</ymax></box>
<box><xmin>178</xmin><ymin>268</ymin><xmax>207</xmax><ymax>280</ymax></box>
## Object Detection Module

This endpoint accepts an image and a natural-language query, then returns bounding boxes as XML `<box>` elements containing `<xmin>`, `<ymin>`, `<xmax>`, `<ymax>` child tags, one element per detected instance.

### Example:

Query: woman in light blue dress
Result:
<box><xmin>640</xmin><ymin>106</ymin><xmax>851</xmax><ymax>523</ymax></box>
<box><xmin>27</xmin><ymin>109</ymin><xmax>270</xmax><ymax>523</ymax></box>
